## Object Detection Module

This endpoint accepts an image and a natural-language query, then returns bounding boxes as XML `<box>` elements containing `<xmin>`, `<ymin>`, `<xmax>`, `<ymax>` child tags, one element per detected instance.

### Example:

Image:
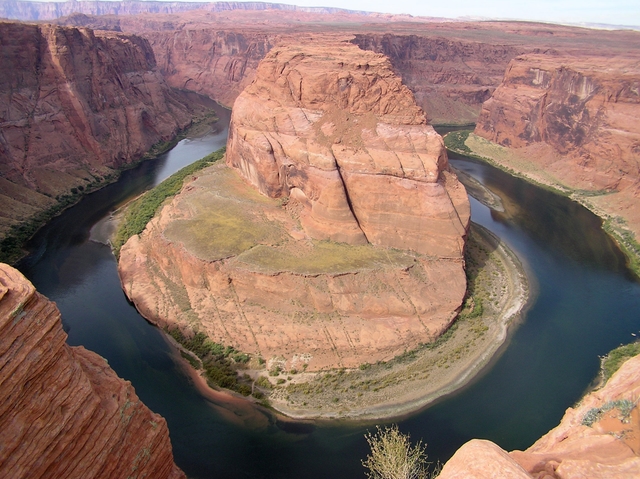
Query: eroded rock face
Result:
<box><xmin>0</xmin><ymin>22</ymin><xmax>195</xmax><ymax>238</ymax></box>
<box><xmin>227</xmin><ymin>39</ymin><xmax>469</xmax><ymax>257</ymax></box>
<box><xmin>0</xmin><ymin>263</ymin><xmax>185</xmax><ymax>479</ymax></box>
<box><xmin>439</xmin><ymin>353</ymin><xmax>640</xmax><ymax>479</ymax></box>
<box><xmin>118</xmin><ymin>40</ymin><xmax>469</xmax><ymax>373</ymax></box>
<box><xmin>351</xmin><ymin>34</ymin><xmax>523</xmax><ymax>125</ymax></box>
<box><xmin>475</xmin><ymin>54</ymin><xmax>640</xmax><ymax>193</ymax></box>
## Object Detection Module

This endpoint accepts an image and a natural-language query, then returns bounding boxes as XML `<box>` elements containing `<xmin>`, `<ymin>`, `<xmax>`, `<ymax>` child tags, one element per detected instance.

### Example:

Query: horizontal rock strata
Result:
<box><xmin>226</xmin><ymin>39</ymin><xmax>470</xmax><ymax>257</ymax></box>
<box><xmin>0</xmin><ymin>22</ymin><xmax>196</xmax><ymax>238</ymax></box>
<box><xmin>476</xmin><ymin>54</ymin><xmax>640</xmax><ymax>194</ymax></box>
<box><xmin>0</xmin><ymin>263</ymin><xmax>185</xmax><ymax>479</ymax></box>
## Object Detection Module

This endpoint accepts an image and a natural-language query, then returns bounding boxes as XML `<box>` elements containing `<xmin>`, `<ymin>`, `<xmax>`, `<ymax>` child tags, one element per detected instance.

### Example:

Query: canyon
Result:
<box><xmin>0</xmin><ymin>21</ymin><xmax>204</xmax><ymax>260</ymax></box>
<box><xmin>0</xmin><ymin>263</ymin><xmax>185</xmax><ymax>479</ymax></box>
<box><xmin>118</xmin><ymin>39</ymin><xmax>470</xmax><ymax>377</ymax></box>
<box><xmin>1</xmin><ymin>2</ymin><xmax>640</xmax><ymax>477</ymax></box>
<box><xmin>471</xmin><ymin>53</ymin><xmax>640</xmax><ymax>244</ymax></box>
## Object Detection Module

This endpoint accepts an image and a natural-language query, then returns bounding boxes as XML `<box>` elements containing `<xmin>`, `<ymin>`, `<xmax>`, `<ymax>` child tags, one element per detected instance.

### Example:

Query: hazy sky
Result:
<box><xmin>284</xmin><ymin>0</ymin><xmax>638</xmax><ymax>26</ymax></box>
<box><xmin>30</xmin><ymin>0</ymin><xmax>640</xmax><ymax>27</ymax></box>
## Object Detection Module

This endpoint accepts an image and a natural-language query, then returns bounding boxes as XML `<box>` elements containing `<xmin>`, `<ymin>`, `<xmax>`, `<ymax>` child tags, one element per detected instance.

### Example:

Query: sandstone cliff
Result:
<box><xmin>118</xmin><ymin>39</ymin><xmax>469</xmax><ymax>374</ymax></box>
<box><xmin>351</xmin><ymin>34</ymin><xmax>523</xmax><ymax>125</ymax></box>
<box><xmin>0</xmin><ymin>263</ymin><xmax>185</xmax><ymax>479</ymax></box>
<box><xmin>227</xmin><ymin>39</ymin><xmax>469</xmax><ymax>256</ymax></box>
<box><xmin>438</xmin><ymin>353</ymin><xmax>640</xmax><ymax>479</ymax></box>
<box><xmin>476</xmin><ymin>54</ymin><xmax>640</xmax><ymax>193</ymax></box>
<box><xmin>0</xmin><ymin>22</ymin><xmax>197</xmax><ymax>247</ymax></box>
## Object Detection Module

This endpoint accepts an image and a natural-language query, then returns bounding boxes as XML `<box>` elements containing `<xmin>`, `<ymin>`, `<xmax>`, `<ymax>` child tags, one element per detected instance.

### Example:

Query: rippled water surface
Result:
<box><xmin>17</xmin><ymin>119</ymin><xmax>640</xmax><ymax>478</ymax></box>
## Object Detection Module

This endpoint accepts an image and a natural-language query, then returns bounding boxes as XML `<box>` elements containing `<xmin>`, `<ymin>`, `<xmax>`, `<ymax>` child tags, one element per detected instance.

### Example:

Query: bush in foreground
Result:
<box><xmin>363</xmin><ymin>425</ymin><xmax>439</xmax><ymax>479</ymax></box>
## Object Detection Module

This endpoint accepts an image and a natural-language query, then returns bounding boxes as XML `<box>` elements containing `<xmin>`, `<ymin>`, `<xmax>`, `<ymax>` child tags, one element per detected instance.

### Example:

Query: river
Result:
<box><xmin>16</xmin><ymin>109</ymin><xmax>640</xmax><ymax>478</ymax></box>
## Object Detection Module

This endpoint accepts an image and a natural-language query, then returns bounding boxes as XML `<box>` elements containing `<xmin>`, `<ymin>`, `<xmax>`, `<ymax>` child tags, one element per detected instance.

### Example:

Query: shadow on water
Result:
<box><xmin>13</xmin><ymin>120</ymin><xmax>640</xmax><ymax>478</ymax></box>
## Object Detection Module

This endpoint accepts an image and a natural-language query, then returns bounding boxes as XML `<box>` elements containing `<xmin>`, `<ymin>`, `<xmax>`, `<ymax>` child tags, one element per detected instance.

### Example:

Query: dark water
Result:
<box><xmin>16</xmin><ymin>117</ymin><xmax>640</xmax><ymax>478</ymax></box>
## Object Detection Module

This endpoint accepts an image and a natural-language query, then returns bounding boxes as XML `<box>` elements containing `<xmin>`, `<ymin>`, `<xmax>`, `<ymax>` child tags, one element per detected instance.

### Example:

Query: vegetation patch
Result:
<box><xmin>112</xmin><ymin>147</ymin><xmax>225</xmax><ymax>256</ymax></box>
<box><xmin>236</xmin><ymin>242</ymin><xmax>415</xmax><ymax>275</ymax></box>
<box><xmin>166</xmin><ymin>327</ymin><xmax>253</xmax><ymax>396</ymax></box>
<box><xmin>163</xmin><ymin>196</ymin><xmax>283</xmax><ymax>261</ymax></box>
<box><xmin>601</xmin><ymin>341</ymin><xmax>640</xmax><ymax>382</ymax></box>
<box><xmin>581</xmin><ymin>399</ymin><xmax>637</xmax><ymax>427</ymax></box>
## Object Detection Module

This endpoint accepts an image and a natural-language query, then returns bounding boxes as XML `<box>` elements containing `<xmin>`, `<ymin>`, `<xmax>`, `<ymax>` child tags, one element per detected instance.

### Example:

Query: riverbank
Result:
<box><xmin>0</xmin><ymin>109</ymin><xmax>220</xmax><ymax>266</ymax></box>
<box><xmin>444</xmin><ymin>130</ymin><xmax>640</xmax><ymax>276</ymax></box>
<box><xmin>244</xmin><ymin>223</ymin><xmax>529</xmax><ymax>420</ymax></box>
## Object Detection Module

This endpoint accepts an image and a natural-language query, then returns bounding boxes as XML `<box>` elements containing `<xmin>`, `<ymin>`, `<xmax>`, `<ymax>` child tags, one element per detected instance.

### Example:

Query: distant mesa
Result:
<box><xmin>118</xmin><ymin>39</ymin><xmax>470</xmax><ymax>373</ymax></box>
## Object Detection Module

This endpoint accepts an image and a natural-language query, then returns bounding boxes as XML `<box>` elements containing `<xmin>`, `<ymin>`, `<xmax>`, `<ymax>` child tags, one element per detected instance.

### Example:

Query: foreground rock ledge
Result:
<box><xmin>119</xmin><ymin>39</ymin><xmax>470</xmax><ymax>374</ymax></box>
<box><xmin>0</xmin><ymin>263</ymin><xmax>185</xmax><ymax>479</ymax></box>
<box><xmin>439</xmin><ymin>353</ymin><xmax>640</xmax><ymax>479</ymax></box>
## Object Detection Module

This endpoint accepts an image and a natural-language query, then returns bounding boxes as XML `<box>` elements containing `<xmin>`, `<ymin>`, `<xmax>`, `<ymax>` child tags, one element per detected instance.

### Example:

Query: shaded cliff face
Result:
<box><xmin>118</xmin><ymin>40</ymin><xmax>468</xmax><ymax>373</ymax></box>
<box><xmin>227</xmin><ymin>39</ymin><xmax>469</xmax><ymax>257</ymax></box>
<box><xmin>0</xmin><ymin>22</ymin><xmax>196</xmax><ymax>240</ymax></box>
<box><xmin>438</xmin><ymin>353</ymin><xmax>640</xmax><ymax>479</ymax></box>
<box><xmin>0</xmin><ymin>263</ymin><xmax>185</xmax><ymax>479</ymax></box>
<box><xmin>475</xmin><ymin>54</ymin><xmax>640</xmax><ymax>193</ymax></box>
<box><xmin>351</xmin><ymin>34</ymin><xmax>523</xmax><ymax>125</ymax></box>
<box><xmin>144</xmin><ymin>29</ymin><xmax>276</xmax><ymax>108</ymax></box>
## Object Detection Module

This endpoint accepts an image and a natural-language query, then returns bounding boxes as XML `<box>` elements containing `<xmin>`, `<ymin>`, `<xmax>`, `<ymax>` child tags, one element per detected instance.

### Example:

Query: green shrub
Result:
<box><xmin>602</xmin><ymin>341</ymin><xmax>640</xmax><ymax>381</ymax></box>
<box><xmin>113</xmin><ymin>147</ymin><xmax>225</xmax><ymax>256</ymax></box>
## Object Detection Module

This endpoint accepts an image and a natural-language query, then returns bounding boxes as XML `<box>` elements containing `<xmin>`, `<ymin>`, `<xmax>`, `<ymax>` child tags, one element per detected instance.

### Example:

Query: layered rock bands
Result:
<box><xmin>0</xmin><ymin>263</ymin><xmax>185</xmax><ymax>479</ymax></box>
<box><xmin>475</xmin><ymin>54</ymin><xmax>640</xmax><ymax>194</ymax></box>
<box><xmin>0</xmin><ymin>22</ymin><xmax>195</xmax><ymax>238</ymax></box>
<box><xmin>119</xmin><ymin>39</ymin><xmax>470</xmax><ymax>372</ymax></box>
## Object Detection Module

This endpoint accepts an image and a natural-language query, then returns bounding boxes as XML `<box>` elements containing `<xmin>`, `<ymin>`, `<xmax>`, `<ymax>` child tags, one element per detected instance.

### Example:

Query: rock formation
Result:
<box><xmin>475</xmin><ymin>54</ymin><xmax>640</xmax><ymax>193</ymax></box>
<box><xmin>0</xmin><ymin>22</ymin><xmax>197</xmax><ymax>240</ymax></box>
<box><xmin>118</xmin><ymin>39</ymin><xmax>469</xmax><ymax>373</ymax></box>
<box><xmin>438</xmin><ymin>353</ymin><xmax>640</xmax><ymax>478</ymax></box>
<box><xmin>351</xmin><ymin>34</ymin><xmax>523</xmax><ymax>125</ymax></box>
<box><xmin>227</xmin><ymin>38</ymin><xmax>469</xmax><ymax>257</ymax></box>
<box><xmin>0</xmin><ymin>263</ymin><xmax>185</xmax><ymax>479</ymax></box>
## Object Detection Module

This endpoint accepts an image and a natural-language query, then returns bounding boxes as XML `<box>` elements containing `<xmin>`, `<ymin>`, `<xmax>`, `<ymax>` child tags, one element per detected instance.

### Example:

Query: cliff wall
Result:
<box><xmin>226</xmin><ymin>38</ymin><xmax>469</xmax><ymax>256</ymax></box>
<box><xmin>439</xmin><ymin>353</ymin><xmax>640</xmax><ymax>478</ymax></box>
<box><xmin>0</xmin><ymin>22</ymin><xmax>196</xmax><ymax>244</ymax></box>
<box><xmin>143</xmin><ymin>29</ymin><xmax>278</xmax><ymax>108</ymax></box>
<box><xmin>351</xmin><ymin>34</ymin><xmax>523</xmax><ymax>125</ymax></box>
<box><xmin>0</xmin><ymin>263</ymin><xmax>185</xmax><ymax>479</ymax></box>
<box><xmin>475</xmin><ymin>54</ymin><xmax>640</xmax><ymax>193</ymax></box>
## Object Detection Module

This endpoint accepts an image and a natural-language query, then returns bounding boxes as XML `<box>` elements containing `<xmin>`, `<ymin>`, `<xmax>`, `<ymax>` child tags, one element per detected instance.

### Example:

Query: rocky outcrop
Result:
<box><xmin>351</xmin><ymin>34</ymin><xmax>523</xmax><ymax>125</ymax></box>
<box><xmin>0</xmin><ymin>263</ymin><xmax>185</xmax><ymax>479</ymax></box>
<box><xmin>118</xmin><ymin>39</ymin><xmax>469</xmax><ymax>373</ymax></box>
<box><xmin>475</xmin><ymin>54</ymin><xmax>640</xmax><ymax>193</ymax></box>
<box><xmin>144</xmin><ymin>29</ymin><xmax>277</xmax><ymax>108</ymax></box>
<box><xmin>227</xmin><ymin>39</ymin><xmax>469</xmax><ymax>257</ymax></box>
<box><xmin>0</xmin><ymin>22</ymin><xmax>197</xmax><ymax>240</ymax></box>
<box><xmin>438</xmin><ymin>353</ymin><xmax>640</xmax><ymax>479</ymax></box>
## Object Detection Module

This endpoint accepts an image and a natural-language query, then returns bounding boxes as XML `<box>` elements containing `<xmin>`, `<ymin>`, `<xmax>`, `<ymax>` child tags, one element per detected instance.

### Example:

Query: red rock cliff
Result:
<box><xmin>0</xmin><ymin>22</ymin><xmax>195</xmax><ymax>239</ymax></box>
<box><xmin>226</xmin><ymin>38</ymin><xmax>469</xmax><ymax>257</ymax></box>
<box><xmin>0</xmin><ymin>263</ymin><xmax>185</xmax><ymax>479</ymax></box>
<box><xmin>438</xmin><ymin>353</ymin><xmax>640</xmax><ymax>478</ymax></box>
<box><xmin>475</xmin><ymin>54</ymin><xmax>640</xmax><ymax>193</ymax></box>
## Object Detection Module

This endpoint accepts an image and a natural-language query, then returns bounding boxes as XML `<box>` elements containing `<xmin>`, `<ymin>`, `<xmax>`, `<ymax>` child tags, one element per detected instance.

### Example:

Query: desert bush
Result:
<box><xmin>363</xmin><ymin>425</ymin><xmax>437</xmax><ymax>479</ymax></box>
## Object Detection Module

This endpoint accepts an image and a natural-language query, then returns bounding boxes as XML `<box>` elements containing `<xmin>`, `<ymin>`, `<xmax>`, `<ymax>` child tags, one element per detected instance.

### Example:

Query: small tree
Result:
<box><xmin>362</xmin><ymin>425</ymin><xmax>432</xmax><ymax>479</ymax></box>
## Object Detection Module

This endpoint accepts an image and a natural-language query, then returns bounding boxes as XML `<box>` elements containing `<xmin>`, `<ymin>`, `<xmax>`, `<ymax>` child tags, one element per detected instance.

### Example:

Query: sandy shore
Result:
<box><xmin>266</xmin><ymin>223</ymin><xmax>530</xmax><ymax>420</ymax></box>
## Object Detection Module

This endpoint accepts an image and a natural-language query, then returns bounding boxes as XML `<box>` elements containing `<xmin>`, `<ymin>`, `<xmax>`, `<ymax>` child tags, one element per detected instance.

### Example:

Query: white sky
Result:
<box><xmin>31</xmin><ymin>0</ymin><xmax>640</xmax><ymax>27</ymax></box>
